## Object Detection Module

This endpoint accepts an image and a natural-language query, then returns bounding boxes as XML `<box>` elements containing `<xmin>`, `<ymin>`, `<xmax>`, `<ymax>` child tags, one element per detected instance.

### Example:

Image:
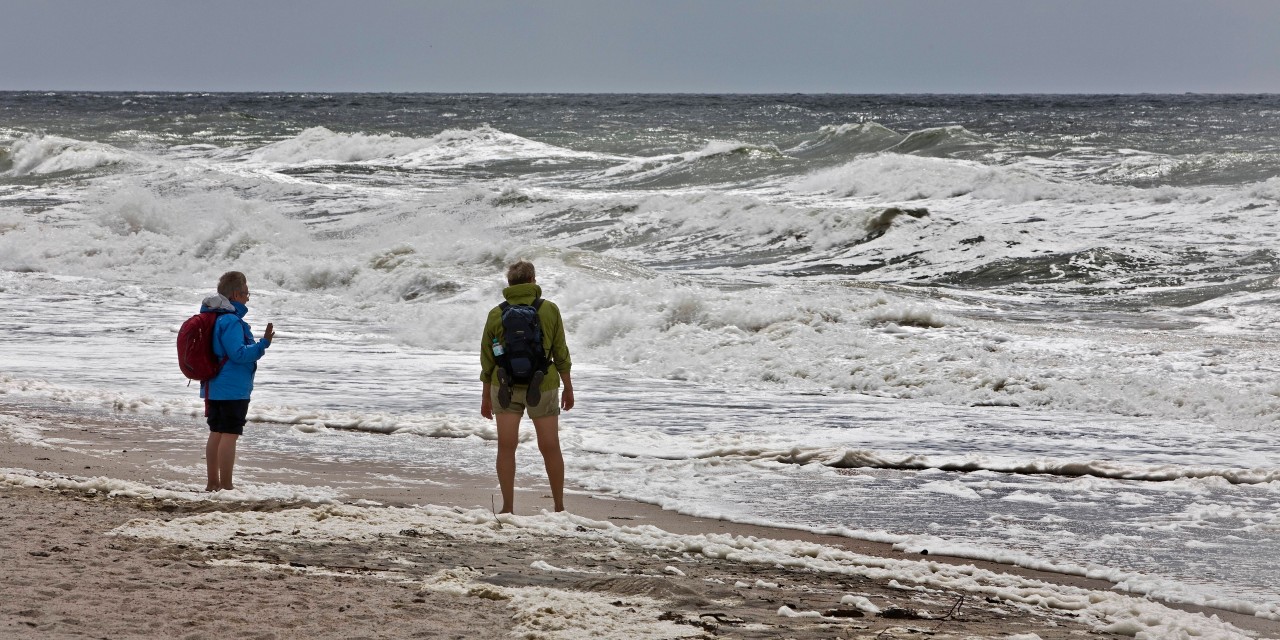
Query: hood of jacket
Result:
<box><xmin>502</xmin><ymin>283</ymin><xmax>542</xmax><ymax>305</ymax></box>
<box><xmin>201</xmin><ymin>294</ymin><xmax>246</xmax><ymax>318</ymax></box>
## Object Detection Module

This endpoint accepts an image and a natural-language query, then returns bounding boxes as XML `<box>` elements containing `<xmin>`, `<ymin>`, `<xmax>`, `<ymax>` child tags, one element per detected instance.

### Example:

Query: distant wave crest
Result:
<box><xmin>248</xmin><ymin>126</ymin><xmax>427</xmax><ymax>164</ymax></box>
<box><xmin>247</xmin><ymin>125</ymin><xmax>610</xmax><ymax>168</ymax></box>
<box><xmin>784</xmin><ymin>122</ymin><xmax>903</xmax><ymax>159</ymax></box>
<box><xmin>889</xmin><ymin>125</ymin><xmax>994</xmax><ymax>156</ymax></box>
<box><xmin>595</xmin><ymin>140</ymin><xmax>792</xmax><ymax>187</ymax></box>
<box><xmin>793</xmin><ymin>153</ymin><xmax>1018</xmax><ymax>201</ymax></box>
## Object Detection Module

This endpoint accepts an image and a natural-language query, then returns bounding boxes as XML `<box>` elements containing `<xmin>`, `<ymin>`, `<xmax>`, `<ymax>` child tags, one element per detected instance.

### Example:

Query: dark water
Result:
<box><xmin>4</xmin><ymin>92</ymin><xmax>1280</xmax><ymax>184</ymax></box>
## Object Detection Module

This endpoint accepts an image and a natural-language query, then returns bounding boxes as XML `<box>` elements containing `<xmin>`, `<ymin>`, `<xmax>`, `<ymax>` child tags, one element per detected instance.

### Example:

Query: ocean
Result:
<box><xmin>1</xmin><ymin>92</ymin><xmax>1278</xmax><ymax>620</ymax></box>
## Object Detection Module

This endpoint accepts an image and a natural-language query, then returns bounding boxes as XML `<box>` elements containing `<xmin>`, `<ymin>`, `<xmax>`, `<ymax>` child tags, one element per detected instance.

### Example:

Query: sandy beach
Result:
<box><xmin>3</xmin><ymin>400</ymin><xmax>1277</xmax><ymax>640</ymax></box>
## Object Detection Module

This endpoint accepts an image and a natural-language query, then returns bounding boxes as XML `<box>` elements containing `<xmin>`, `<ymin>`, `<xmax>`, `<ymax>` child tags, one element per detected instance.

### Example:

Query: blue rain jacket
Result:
<box><xmin>199</xmin><ymin>296</ymin><xmax>270</xmax><ymax>400</ymax></box>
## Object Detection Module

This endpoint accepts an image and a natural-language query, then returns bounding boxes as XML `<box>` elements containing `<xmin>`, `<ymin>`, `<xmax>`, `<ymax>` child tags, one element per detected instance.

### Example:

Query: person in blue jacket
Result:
<box><xmin>200</xmin><ymin>271</ymin><xmax>274</xmax><ymax>491</ymax></box>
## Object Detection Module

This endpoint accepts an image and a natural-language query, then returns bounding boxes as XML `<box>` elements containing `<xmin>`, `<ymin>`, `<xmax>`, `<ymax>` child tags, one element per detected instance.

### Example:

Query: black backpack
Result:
<box><xmin>498</xmin><ymin>299</ymin><xmax>549</xmax><ymax>384</ymax></box>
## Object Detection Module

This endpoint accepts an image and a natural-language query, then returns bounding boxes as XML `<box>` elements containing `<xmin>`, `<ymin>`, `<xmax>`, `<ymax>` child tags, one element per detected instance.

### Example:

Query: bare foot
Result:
<box><xmin>205</xmin><ymin>484</ymin><xmax>218</xmax><ymax>492</ymax></box>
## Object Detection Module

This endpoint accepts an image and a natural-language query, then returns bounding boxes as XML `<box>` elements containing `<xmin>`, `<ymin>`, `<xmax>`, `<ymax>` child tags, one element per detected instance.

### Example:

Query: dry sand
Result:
<box><xmin>3</xmin><ymin>400</ymin><xmax>1276</xmax><ymax>639</ymax></box>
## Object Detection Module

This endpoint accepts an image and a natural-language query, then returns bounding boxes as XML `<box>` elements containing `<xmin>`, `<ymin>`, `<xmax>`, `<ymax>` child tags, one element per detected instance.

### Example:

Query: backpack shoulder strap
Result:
<box><xmin>499</xmin><ymin>301</ymin><xmax>511</xmax><ymax>312</ymax></box>
<box><xmin>532</xmin><ymin>298</ymin><xmax>543</xmax><ymax>310</ymax></box>
<box><xmin>211</xmin><ymin>312</ymin><xmax>237</xmax><ymax>357</ymax></box>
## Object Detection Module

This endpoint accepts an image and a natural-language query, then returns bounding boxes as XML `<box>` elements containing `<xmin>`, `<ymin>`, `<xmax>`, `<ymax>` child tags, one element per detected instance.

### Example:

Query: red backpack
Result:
<box><xmin>177</xmin><ymin>312</ymin><xmax>228</xmax><ymax>382</ymax></box>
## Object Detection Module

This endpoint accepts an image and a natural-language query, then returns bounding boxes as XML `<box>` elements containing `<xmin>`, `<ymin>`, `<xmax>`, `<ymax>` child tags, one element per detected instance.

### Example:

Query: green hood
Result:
<box><xmin>502</xmin><ymin>283</ymin><xmax>542</xmax><ymax>305</ymax></box>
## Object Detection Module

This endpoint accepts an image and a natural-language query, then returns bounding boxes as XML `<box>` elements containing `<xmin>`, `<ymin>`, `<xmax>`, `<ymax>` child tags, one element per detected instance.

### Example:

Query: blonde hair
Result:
<box><xmin>506</xmin><ymin>261</ymin><xmax>535</xmax><ymax>286</ymax></box>
<box><xmin>217</xmin><ymin>271</ymin><xmax>248</xmax><ymax>298</ymax></box>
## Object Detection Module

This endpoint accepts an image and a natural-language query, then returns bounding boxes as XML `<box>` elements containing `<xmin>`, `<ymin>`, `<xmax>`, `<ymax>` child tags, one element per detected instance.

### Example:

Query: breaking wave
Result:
<box><xmin>1</xmin><ymin>134</ymin><xmax>138</xmax><ymax>177</ymax></box>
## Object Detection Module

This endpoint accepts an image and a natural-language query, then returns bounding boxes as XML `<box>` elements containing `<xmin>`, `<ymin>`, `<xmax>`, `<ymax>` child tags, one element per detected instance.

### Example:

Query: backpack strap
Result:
<box><xmin>531</xmin><ymin>298</ymin><xmax>548</xmax><ymax>365</ymax></box>
<box><xmin>499</xmin><ymin>300</ymin><xmax>541</xmax><ymax>311</ymax></box>
<box><xmin>211</xmin><ymin>313</ymin><xmax>230</xmax><ymax>358</ymax></box>
<box><xmin>210</xmin><ymin>312</ymin><xmax>237</xmax><ymax>362</ymax></box>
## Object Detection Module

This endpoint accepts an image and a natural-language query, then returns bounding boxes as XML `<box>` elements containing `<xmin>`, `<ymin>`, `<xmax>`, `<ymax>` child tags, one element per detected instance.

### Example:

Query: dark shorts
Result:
<box><xmin>206</xmin><ymin>399</ymin><xmax>251</xmax><ymax>435</ymax></box>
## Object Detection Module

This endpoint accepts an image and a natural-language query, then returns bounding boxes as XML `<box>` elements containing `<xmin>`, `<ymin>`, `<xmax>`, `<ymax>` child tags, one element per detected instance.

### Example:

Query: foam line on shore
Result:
<box><xmin>7</xmin><ymin>468</ymin><xmax>1260</xmax><ymax>635</ymax></box>
<box><xmin>102</xmin><ymin>491</ymin><xmax>1270</xmax><ymax>636</ymax></box>
<box><xmin>1</xmin><ymin>468</ymin><xmax>343</xmax><ymax>504</ymax></box>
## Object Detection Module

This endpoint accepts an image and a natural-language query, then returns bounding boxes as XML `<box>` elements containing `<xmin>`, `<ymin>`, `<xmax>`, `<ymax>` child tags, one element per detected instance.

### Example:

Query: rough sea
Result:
<box><xmin>1</xmin><ymin>93</ymin><xmax>1278</xmax><ymax>620</ymax></box>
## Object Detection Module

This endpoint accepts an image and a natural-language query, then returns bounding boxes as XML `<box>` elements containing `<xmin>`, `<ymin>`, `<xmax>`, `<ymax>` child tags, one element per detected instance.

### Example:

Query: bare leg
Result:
<box><xmin>495</xmin><ymin>413</ymin><xmax>522</xmax><ymax>513</ymax></box>
<box><xmin>205</xmin><ymin>432</ymin><xmax>222</xmax><ymax>492</ymax></box>
<box><xmin>531</xmin><ymin>416</ymin><xmax>564</xmax><ymax>512</ymax></box>
<box><xmin>217</xmin><ymin>433</ymin><xmax>239</xmax><ymax>491</ymax></box>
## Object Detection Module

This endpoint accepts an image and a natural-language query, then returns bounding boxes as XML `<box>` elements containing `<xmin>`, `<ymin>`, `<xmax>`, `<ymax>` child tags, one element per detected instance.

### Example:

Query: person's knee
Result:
<box><xmin>534</xmin><ymin>432</ymin><xmax>561</xmax><ymax>449</ymax></box>
<box><xmin>535</xmin><ymin>439</ymin><xmax>563</xmax><ymax>459</ymax></box>
<box><xmin>496</xmin><ymin>434</ymin><xmax>519</xmax><ymax>455</ymax></box>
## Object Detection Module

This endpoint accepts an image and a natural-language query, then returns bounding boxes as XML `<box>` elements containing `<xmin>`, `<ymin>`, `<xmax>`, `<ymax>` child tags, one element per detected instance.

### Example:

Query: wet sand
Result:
<box><xmin>3</xmin><ymin>400</ymin><xmax>1276</xmax><ymax>639</ymax></box>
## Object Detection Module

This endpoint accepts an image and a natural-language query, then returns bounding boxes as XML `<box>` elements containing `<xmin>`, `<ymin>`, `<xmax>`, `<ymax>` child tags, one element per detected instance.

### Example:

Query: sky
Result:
<box><xmin>3</xmin><ymin>0</ymin><xmax>1279</xmax><ymax>93</ymax></box>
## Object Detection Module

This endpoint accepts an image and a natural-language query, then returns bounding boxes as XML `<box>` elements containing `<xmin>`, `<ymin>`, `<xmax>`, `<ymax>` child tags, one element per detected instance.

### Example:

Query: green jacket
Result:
<box><xmin>480</xmin><ymin>283</ymin><xmax>571</xmax><ymax>392</ymax></box>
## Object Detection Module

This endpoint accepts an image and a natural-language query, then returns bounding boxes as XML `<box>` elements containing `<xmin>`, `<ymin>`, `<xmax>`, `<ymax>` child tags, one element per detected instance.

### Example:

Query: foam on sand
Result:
<box><xmin>102</xmin><ymin>494</ymin><xmax>1270</xmax><ymax>636</ymax></box>
<box><xmin>1</xmin><ymin>469</ymin><xmax>343</xmax><ymax>504</ymax></box>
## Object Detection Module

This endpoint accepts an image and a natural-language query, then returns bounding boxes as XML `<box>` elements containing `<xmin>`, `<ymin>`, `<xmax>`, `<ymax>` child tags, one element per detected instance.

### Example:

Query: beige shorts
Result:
<box><xmin>492</xmin><ymin>385</ymin><xmax>560</xmax><ymax>419</ymax></box>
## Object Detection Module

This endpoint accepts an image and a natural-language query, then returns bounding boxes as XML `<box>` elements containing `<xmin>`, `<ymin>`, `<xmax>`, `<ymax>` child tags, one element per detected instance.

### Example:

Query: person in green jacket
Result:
<box><xmin>480</xmin><ymin>260</ymin><xmax>574</xmax><ymax>513</ymax></box>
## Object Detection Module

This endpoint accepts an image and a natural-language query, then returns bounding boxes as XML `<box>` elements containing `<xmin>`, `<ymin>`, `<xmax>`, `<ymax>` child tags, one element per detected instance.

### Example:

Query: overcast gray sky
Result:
<box><xmin>4</xmin><ymin>0</ymin><xmax>1278</xmax><ymax>93</ymax></box>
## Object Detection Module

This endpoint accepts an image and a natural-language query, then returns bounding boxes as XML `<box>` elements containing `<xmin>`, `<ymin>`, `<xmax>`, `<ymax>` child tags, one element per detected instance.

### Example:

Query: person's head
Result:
<box><xmin>217</xmin><ymin>271</ymin><xmax>250</xmax><ymax>304</ymax></box>
<box><xmin>506</xmin><ymin>260</ymin><xmax>536</xmax><ymax>286</ymax></box>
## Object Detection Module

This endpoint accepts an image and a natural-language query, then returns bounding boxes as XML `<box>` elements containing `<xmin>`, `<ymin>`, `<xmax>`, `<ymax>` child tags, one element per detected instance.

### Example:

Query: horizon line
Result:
<box><xmin>3</xmin><ymin>89</ymin><xmax>1278</xmax><ymax>97</ymax></box>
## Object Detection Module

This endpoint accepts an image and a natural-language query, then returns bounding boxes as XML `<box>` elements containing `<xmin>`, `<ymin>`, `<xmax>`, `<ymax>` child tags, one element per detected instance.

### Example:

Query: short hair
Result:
<box><xmin>217</xmin><ymin>271</ymin><xmax>248</xmax><ymax>298</ymax></box>
<box><xmin>506</xmin><ymin>261</ymin><xmax>535</xmax><ymax>286</ymax></box>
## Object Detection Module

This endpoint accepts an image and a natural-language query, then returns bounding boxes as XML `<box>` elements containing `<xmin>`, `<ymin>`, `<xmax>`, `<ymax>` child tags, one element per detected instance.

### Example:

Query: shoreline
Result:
<box><xmin>3</xmin><ymin>400</ymin><xmax>1277</xmax><ymax>639</ymax></box>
